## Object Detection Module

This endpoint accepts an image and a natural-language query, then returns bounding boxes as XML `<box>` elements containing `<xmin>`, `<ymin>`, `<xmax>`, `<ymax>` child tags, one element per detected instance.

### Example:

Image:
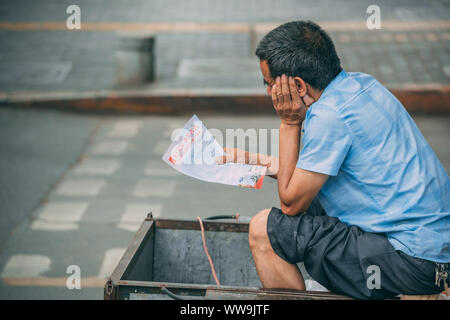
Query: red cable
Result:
<box><xmin>197</xmin><ymin>216</ymin><xmax>221</xmax><ymax>286</ymax></box>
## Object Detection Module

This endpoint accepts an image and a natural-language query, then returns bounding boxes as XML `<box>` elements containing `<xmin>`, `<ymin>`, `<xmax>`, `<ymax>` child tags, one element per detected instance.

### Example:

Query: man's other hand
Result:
<box><xmin>272</xmin><ymin>74</ymin><xmax>308</xmax><ymax>126</ymax></box>
<box><xmin>216</xmin><ymin>147</ymin><xmax>279</xmax><ymax>177</ymax></box>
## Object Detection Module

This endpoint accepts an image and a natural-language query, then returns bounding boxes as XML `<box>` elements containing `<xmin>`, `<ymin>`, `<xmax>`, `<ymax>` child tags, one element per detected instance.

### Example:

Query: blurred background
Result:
<box><xmin>0</xmin><ymin>0</ymin><xmax>449</xmax><ymax>299</ymax></box>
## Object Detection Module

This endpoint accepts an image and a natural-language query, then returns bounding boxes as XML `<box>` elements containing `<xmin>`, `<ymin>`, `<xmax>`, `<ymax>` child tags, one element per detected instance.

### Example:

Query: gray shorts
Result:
<box><xmin>266</xmin><ymin>198</ymin><xmax>449</xmax><ymax>299</ymax></box>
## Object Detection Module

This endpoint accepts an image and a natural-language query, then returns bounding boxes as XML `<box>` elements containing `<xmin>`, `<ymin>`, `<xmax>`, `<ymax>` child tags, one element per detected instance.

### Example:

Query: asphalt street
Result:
<box><xmin>0</xmin><ymin>107</ymin><xmax>99</xmax><ymax>249</ymax></box>
<box><xmin>0</xmin><ymin>0</ymin><xmax>449</xmax><ymax>93</ymax></box>
<box><xmin>0</xmin><ymin>0</ymin><xmax>448</xmax><ymax>301</ymax></box>
<box><xmin>0</xmin><ymin>107</ymin><xmax>448</xmax><ymax>299</ymax></box>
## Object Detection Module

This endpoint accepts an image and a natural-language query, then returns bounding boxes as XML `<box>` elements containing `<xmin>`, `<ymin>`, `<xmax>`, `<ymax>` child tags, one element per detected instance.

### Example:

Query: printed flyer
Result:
<box><xmin>162</xmin><ymin>115</ymin><xmax>266</xmax><ymax>189</ymax></box>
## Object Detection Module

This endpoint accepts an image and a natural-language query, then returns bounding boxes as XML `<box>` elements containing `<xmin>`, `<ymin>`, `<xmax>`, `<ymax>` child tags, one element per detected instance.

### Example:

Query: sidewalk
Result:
<box><xmin>0</xmin><ymin>1</ymin><xmax>449</xmax><ymax>299</ymax></box>
<box><xmin>0</xmin><ymin>108</ymin><xmax>448</xmax><ymax>299</ymax></box>
<box><xmin>0</xmin><ymin>0</ymin><xmax>449</xmax><ymax>113</ymax></box>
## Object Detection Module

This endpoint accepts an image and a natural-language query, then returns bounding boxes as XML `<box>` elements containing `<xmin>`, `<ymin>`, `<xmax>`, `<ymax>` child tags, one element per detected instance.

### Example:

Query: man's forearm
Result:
<box><xmin>277</xmin><ymin>122</ymin><xmax>302</xmax><ymax>205</ymax></box>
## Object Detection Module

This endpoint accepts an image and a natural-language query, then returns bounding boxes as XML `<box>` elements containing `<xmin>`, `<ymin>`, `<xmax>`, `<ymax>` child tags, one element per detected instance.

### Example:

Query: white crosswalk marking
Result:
<box><xmin>56</xmin><ymin>179</ymin><xmax>106</xmax><ymax>196</ymax></box>
<box><xmin>31</xmin><ymin>202</ymin><xmax>88</xmax><ymax>231</ymax></box>
<box><xmin>97</xmin><ymin>248</ymin><xmax>126</xmax><ymax>279</ymax></box>
<box><xmin>132</xmin><ymin>179</ymin><xmax>176</xmax><ymax>198</ymax></box>
<box><xmin>91</xmin><ymin>140</ymin><xmax>129</xmax><ymax>155</ymax></box>
<box><xmin>117</xmin><ymin>203</ymin><xmax>162</xmax><ymax>232</ymax></box>
<box><xmin>1</xmin><ymin>255</ymin><xmax>51</xmax><ymax>278</ymax></box>
<box><xmin>106</xmin><ymin>121</ymin><xmax>142</xmax><ymax>138</ymax></box>
<box><xmin>144</xmin><ymin>160</ymin><xmax>178</xmax><ymax>176</ymax></box>
<box><xmin>73</xmin><ymin>158</ymin><xmax>120</xmax><ymax>175</ymax></box>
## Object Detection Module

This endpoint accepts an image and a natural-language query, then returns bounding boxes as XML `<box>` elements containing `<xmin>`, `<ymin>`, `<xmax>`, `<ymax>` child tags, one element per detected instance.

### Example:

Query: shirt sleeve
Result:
<box><xmin>297</xmin><ymin>105</ymin><xmax>352</xmax><ymax>176</ymax></box>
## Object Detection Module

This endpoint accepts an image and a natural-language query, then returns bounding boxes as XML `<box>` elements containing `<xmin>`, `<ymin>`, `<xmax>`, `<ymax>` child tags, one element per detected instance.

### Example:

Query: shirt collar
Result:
<box><xmin>305</xmin><ymin>69</ymin><xmax>347</xmax><ymax>115</ymax></box>
<box><xmin>320</xmin><ymin>69</ymin><xmax>347</xmax><ymax>99</ymax></box>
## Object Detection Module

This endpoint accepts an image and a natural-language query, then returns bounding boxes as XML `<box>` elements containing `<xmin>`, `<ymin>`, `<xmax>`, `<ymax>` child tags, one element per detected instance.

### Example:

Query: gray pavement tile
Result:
<box><xmin>0</xmin><ymin>1</ymin><xmax>449</xmax><ymax>92</ymax></box>
<box><xmin>0</xmin><ymin>111</ymin><xmax>448</xmax><ymax>299</ymax></box>
<box><xmin>0</xmin><ymin>0</ymin><xmax>447</xmax><ymax>23</ymax></box>
<box><xmin>0</xmin><ymin>284</ymin><xmax>102</xmax><ymax>300</ymax></box>
<box><xmin>0</xmin><ymin>0</ymin><xmax>449</xmax><ymax>299</ymax></box>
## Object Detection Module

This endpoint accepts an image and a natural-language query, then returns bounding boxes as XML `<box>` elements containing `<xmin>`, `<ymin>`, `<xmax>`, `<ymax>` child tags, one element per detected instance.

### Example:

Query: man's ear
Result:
<box><xmin>293</xmin><ymin>77</ymin><xmax>307</xmax><ymax>97</ymax></box>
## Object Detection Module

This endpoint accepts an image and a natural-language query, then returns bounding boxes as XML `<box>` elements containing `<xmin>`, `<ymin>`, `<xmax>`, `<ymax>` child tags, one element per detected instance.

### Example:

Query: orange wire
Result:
<box><xmin>197</xmin><ymin>216</ymin><xmax>220</xmax><ymax>286</ymax></box>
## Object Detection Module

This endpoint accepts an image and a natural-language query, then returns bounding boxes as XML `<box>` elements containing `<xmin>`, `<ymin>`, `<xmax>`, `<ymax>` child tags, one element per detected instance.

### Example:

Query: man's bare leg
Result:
<box><xmin>249</xmin><ymin>208</ymin><xmax>305</xmax><ymax>290</ymax></box>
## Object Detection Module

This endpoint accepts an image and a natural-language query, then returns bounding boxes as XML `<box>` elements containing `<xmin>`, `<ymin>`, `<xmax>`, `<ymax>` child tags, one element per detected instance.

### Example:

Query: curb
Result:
<box><xmin>1</xmin><ymin>85</ymin><xmax>449</xmax><ymax>115</ymax></box>
<box><xmin>389</xmin><ymin>85</ymin><xmax>450</xmax><ymax>114</ymax></box>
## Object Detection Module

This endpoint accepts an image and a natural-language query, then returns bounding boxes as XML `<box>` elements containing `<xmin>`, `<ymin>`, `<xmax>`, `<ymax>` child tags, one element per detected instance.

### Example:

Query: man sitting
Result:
<box><xmin>219</xmin><ymin>21</ymin><xmax>449</xmax><ymax>299</ymax></box>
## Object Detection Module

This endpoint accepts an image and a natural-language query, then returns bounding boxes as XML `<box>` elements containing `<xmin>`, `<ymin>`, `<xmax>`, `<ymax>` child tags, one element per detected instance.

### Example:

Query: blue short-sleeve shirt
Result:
<box><xmin>297</xmin><ymin>70</ymin><xmax>450</xmax><ymax>263</ymax></box>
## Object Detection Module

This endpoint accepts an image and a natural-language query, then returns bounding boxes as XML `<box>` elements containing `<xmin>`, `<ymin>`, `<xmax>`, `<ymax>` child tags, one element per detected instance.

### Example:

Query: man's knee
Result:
<box><xmin>249</xmin><ymin>208</ymin><xmax>271</xmax><ymax>251</ymax></box>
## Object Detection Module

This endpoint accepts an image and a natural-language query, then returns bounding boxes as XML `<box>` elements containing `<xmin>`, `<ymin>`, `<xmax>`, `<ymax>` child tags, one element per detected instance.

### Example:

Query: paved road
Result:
<box><xmin>0</xmin><ymin>0</ymin><xmax>448</xmax><ymax>300</ymax></box>
<box><xmin>0</xmin><ymin>107</ymin><xmax>448</xmax><ymax>299</ymax></box>
<box><xmin>0</xmin><ymin>0</ymin><xmax>448</xmax><ymax>93</ymax></box>
<box><xmin>2</xmin><ymin>0</ymin><xmax>449</xmax><ymax>23</ymax></box>
<box><xmin>0</xmin><ymin>107</ymin><xmax>99</xmax><ymax>249</ymax></box>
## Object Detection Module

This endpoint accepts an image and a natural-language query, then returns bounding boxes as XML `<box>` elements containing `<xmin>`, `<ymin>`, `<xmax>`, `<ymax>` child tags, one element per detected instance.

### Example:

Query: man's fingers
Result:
<box><xmin>215</xmin><ymin>155</ymin><xmax>226</xmax><ymax>164</ymax></box>
<box><xmin>217</xmin><ymin>148</ymin><xmax>236</xmax><ymax>164</ymax></box>
<box><xmin>275</xmin><ymin>76</ymin><xmax>284</xmax><ymax>104</ymax></box>
<box><xmin>281</xmin><ymin>74</ymin><xmax>291</xmax><ymax>101</ymax></box>
<box><xmin>216</xmin><ymin>148</ymin><xmax>252</xmax><ymax>165</ymax></box>
<box><xmin>271</xmin><ymin>83</ymin><xmax>278</xmax><ymax>109</ymax></box>
<box><xmin>226</xmin><ymin>148</ymin><xmax>238</xmax><ymax>163</ymax></box>
<box><xmin>288</xmin><ymin>77</ymin><xmax>301</xmax><ymax>104</ymax></box>
<box><xmin>216</xmin><ymin>149</ymin><xmax>231</xmax><ymax>164</ymax></box>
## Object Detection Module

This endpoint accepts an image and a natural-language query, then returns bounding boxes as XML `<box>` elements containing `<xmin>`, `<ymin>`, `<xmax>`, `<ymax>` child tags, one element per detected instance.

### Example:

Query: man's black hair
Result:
<box><xmin>255</xmin><ymin>20</ymin><xmax>342</xmax><ymax>91</ymax></box>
